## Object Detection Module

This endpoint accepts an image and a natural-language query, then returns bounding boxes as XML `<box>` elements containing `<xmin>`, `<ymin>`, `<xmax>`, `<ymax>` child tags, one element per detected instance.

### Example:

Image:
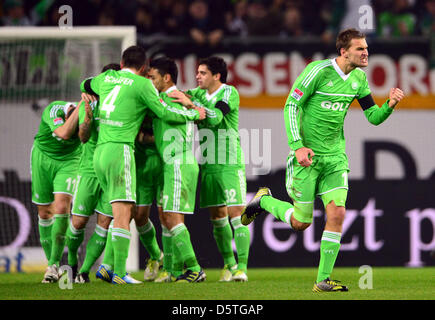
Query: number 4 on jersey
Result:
<box><xmin>101</xmin><ymin>85</ymin><xmax>121</xmax><ymax>118</ymax></box>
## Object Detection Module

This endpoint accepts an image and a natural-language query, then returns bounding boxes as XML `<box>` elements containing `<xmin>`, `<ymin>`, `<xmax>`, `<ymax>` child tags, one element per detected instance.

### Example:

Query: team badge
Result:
<box><xmin>291</xmin><ymin>88</ymin><xmax>304</xmax><ymax>101</ymax></box>
<box><xmin>352</xmin><ymin>82</ymin><xmax>358</xmax><ymax>90</ymax></box>
<box><xmin>53</xmin><ymin>117</ymin><xmax>64</xmax><ymax>125</ymax></box>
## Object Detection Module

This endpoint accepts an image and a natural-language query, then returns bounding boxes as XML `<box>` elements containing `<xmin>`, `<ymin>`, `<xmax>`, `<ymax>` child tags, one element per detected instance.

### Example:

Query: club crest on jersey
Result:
<box><xmin>53</xmin><ymin>117</ymin><xmax>64</xmax><ymax>125</ymax></box>
<box><xmin>291</xmin><ymin>88</ymin><xmax>304</xmax><ymax>101</ymax></box>
<box><xmin>352</xmin><ymin>82</ymin><xmax>358</xmax><ymax>90</ymax></box>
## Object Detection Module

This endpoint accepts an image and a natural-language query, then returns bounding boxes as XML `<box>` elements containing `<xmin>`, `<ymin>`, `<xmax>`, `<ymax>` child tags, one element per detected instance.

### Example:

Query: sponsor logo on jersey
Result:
<box><xmin>321</xmin><ymin>100</ymin><xmax>350</xmax><ymax>111</ymax></box>
<box><xmin>291</xmin><ymin>88</ymin><xmax>304</xmax><ymax>101</ymax></box>
<box><xmin>327</xmin><ymin>80</ymin><xmax>334</xmax><ymax>87</ymax></box>
<box><xmin>53</xmin><ymin>117</ymin><xmax>64</xmax><ymax>125</ymax></box>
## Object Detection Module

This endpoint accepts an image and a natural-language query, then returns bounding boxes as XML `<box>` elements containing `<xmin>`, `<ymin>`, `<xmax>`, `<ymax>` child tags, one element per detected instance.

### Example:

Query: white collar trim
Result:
<box><xmin>165</xmin><ymin>85</ymin><xmax>177</xmax><ymax>94</ymax></box>
<box><xmin>206</xmin><ymin>84</ymin><xmax>226</xmax><ymax>101</ymax></box>
<box><xmin>331</xmin><ymin>58</ymin><xmax>351</xmax><ymax>81</ymax></box>
<box><xmin>120</xmin><ymin>68</ymin><xmax>135</xmax><ymax>74</ymax></box>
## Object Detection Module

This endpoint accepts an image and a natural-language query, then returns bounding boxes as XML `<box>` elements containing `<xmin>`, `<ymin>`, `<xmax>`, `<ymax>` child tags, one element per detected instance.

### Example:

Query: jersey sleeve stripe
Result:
<box><xmin>288</xmin><ymin>102</ymin><xmax>301</xmax><ymax>141</ymax></box>
<box><xmin>301</xmin><ymin>61</ymin><xmax>331</xmax><ymax>87</ymax></box>
<box><xmin>302</xmin><ymin>62</ymin><xmax>332</xmax><ymax>88</ymax></box>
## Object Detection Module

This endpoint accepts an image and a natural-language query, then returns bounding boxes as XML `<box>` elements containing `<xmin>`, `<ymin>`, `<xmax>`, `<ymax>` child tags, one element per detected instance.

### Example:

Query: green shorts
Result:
<box><xmin>93</xmin><ymin>143</ymin><xmax>136</xmax><ymax>204</ymax></box>
<box><xmin>71</xmin><ymin>175</ymin><xmax>113</xmax><ymax>218</ymax></box>
<box><xmin>286</xmin><ymin>151</ymin><xmax>349</xmax><ymax>223</ymax></box>
<box><xmin>199</xmin><ymin>167</ymin><xmax>247</xmax><ymax>208</ymax></box>
<box><xmin>159</xmin><ymin>159</ymin><xmax>199</xmax><ymax>214</ymax></box>
<box><xmin>136</xmin><ymin>153</ymin><xmax>163</xmax><ymax>206</ymax></box>
<box><xmin>31</xmin><ymin>145</ymin><xmax>79</xmax><ymax>205</ymax></box>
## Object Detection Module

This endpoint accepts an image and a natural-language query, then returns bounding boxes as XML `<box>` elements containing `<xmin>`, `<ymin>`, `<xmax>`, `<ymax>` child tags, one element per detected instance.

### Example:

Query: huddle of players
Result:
<box><xmin>31</xmin><ymin>45</ymin><xmax>250</xmax><ymax>284</ymax></box>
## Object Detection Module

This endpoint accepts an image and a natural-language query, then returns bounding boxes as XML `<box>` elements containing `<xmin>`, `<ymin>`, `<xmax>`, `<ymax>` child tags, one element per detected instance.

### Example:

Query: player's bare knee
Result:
<box><xmin>37</xmin><ymin>205</ymin><xmax>52</xmax><ymax>219</ymax></box>
<box><xmin>97</xmin><ymin>214</ymin><xmax>112</xmax><ymax>229</ymax></box>
<box><xmin>290</xmin><ymin>215</ymin><xmax>311</xmax><ymax>231</ymax></box>
<box><xmin>71</xmin><ymin>215</ymin><xmax>88</xmax><ymax>229</ymax></box>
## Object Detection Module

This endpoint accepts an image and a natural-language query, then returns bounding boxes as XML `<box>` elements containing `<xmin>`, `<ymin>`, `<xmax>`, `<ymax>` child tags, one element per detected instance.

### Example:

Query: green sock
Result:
<box><xmin>101</xmin><ymin>223</ymin><xmax>114</xmax><ymax>270</ymax></box>
<box><xmin>112</xmin><ymin>227</ymin><xmax>131</xmax><ymax>278</ymax></box>
<box><xmin>230</xmin><ymin>216</ymin><xmax>250</xmax><ymax>272</ymax></box>
<box><xmin>260</xmin><ymin>196</ymin><xmax>294</xmax><ymax>225</ymax></box>
<box><xmin>48</xmin><ymin>213</ymin><xmax>69</xmax><ymax>266</ymax></box>
<box><xmin>212</xmin><ymin>217</ymin><xmax>236</xmax><ymax>267</ymax></box>
<box><xmin>316</xmin><ymin>231</ymin><xmax>341</xmax><ymax>283</ymax></box>
<box><xmin>161</xmin><ymin>226</ymin><xmax>173</xmax><ymax>273</ymax></box>
<box><xmin>38</xmin><ymin>217</ymin><xmax>53</xmax><ymax>261</ymax></box>
<box><xmin>79</xmin><ymin>225</ymin><xmax>108</xmax><ymax>274</ymax></box>
<box><xmin>137</xmin><ymin>220</ymin><xmax>161</xmax><ymax>261</ymax></box>
<box><xmin>170</xmin><ymin>223</ymin><xmax>200</xmax><ymax>272</ymax></box>
<box><xmin>66</xmin><ymin>222</ymin><xmax>85</xmax><ymax>267</ymax></box>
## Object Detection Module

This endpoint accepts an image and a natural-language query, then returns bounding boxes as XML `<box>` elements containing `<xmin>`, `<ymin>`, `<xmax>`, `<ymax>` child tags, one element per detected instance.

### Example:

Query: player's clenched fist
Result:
<box><xmin>295</xmin><ymin>147</ymin><xmax>315</xmax><ymax>167</ymax></box>
<box><xmin>388</xmin><ymin>88</ymin><xmax>404</xmax><ymax>108</ymax></box>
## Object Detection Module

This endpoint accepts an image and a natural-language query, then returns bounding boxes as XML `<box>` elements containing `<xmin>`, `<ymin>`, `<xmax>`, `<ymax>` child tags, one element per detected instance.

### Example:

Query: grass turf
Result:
<box><xmin>0</xmin><ymin>267</ymin><xmax>434</xmax><ymax>300</ymax></box>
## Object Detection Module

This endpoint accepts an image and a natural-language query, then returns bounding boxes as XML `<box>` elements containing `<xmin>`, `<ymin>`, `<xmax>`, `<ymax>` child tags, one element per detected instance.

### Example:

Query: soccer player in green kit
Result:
<box><xmin>148</xmin><ymin>57</ymin><xmax>205</xmax><ymax>283</ymax></box>
<box><xmin>241</xmin><ymin>29</ymin><xmax>404</xmax><ymax>292</ymax></box>
<box><xmin>80</xmin><ymin>46</ymin><xmax>205</xmax><ymax>284</ymax></box>
<box><xmin>66</xmin><ymin>64</ymin><xmax>121</xmax><ymax>284</ymax></box>
<box><xmin>31</xmin><ymin>99</ymin><xmax>81</xmax><ymax>283</ymax></box>
<box><xmin>171</xmin><ymin>57</ymin><xmax>250</xmax><ymax>282</ymax></box>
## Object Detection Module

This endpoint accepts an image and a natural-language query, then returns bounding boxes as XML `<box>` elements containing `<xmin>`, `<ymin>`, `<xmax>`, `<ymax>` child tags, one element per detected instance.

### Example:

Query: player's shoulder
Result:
<box><xmin>44</xmin><ymin>101</ymin><xmax>67</xmax><ymax>115</ymax></box>
<box><xmin>353</xmin><ymin>67</ymin><xmax>368</xmax><ymax>81</ymax></box>
<box><xmin>305</xmin><ymin>59</ymin><xmax>333</xmax><ymax>71</ymax></box>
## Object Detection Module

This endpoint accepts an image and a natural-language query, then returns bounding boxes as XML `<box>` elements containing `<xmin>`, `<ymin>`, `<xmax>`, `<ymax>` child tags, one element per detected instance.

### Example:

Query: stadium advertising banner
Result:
<box><xmin>153</xmin><ymin>38</ymin><xmax>434</xmax><ymax>110</ymax></box>
<box><xmin>0</xmin><ymin>39</ymin><xmax>434</xmax><ymax>272</ymax></box>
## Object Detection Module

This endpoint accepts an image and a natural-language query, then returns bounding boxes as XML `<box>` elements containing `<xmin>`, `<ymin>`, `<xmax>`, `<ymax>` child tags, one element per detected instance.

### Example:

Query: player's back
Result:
<box><xmin>94</xmin><ymin>69</ymin><xmax>151</xmax><ymax>146</ymax></box>
<box><xmin>34</xmin><ymin>101</ymin><xmax>82</xmax><ymax>160</ymax></box>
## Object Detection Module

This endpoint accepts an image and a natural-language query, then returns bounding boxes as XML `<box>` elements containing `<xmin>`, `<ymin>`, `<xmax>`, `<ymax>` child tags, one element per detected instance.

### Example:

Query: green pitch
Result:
<box><xmin>0</xmin><ymin>267</ymin><xmax>434</xmax><ymax>300</ymax></box>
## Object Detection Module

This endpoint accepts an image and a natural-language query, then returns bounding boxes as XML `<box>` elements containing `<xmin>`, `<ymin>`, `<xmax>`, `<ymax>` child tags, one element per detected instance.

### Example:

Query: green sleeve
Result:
<box><xmin>363</xmin><ymin>101</ymin><xmax>394</xmax><ymax>125</ymax></box>
<box><xmin>284</xmin><ymin>61</ymin><xmax>322</xmax><ymax>151</ymax></box>
<box><xmin>45</xmin><ymin>102</ymin><xmax>66</xmax><ymax>133</ymax></box>
<box><xmin>141</xmin><ymin>80</ymin><xmax>199</xmax><ymax>123</ymax></box>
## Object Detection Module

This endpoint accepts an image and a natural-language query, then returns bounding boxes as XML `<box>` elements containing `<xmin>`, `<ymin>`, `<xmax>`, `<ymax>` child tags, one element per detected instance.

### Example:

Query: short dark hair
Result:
<box><xmin>121</xmin><ymin>45</ymin><xmax>147</xmax><ymax>70</ymax></box>
<box><xmin>149</xmin><ymin>57</ymin><xmax>178</xmax><ymax>84</ymax></box>
<box><xmin>199</xmin><ymin>56</ymin><xmax>228</xmax><ymax>83</ymax></box>
<box><xmin>336</xmin><ymin>28</ymin><xmax>366</xmax><ymax>55</ymax></box>
<box><xmin>102</xmin><ymin>63</ymin><xmax>121</xmax><ymax>72</ymax></box>
<box><xmin>66</xmin><ymin>106</ymin><xmax>76</xmax><ymax>119</ymax></box>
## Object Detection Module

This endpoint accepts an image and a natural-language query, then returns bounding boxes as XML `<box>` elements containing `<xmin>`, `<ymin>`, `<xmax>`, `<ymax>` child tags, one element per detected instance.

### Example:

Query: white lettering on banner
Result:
<box><xmin>303</xmin><ymin>210</ymin><xmax>323</xmax><ymax>251</ymax></box>
<box><xmin>177</xmin><ymin>53</ymin><xmax>432</xmax><ymax>96</ymax></box>
<box><xmin>405</xmin><ymin>208</ymin><xmax>435</xmax><ymax>267</ymax></box>
<box><xmin>399</xmin><ymin>55</ymin><xmax>428</xmax><ymax>95</ymax></box>
<box><xmin>365</xmin><ymin>55</ymin><xmax>397</xmax><ymax>96</ymax></box>
<box><xmin>262</xmin><ymin>214</ymin><xmax>297</xmax><ymax>252</ymax></box>
<box><xmin>264</xmin><ymin>53</ymin><xmax>288</xmax><ymax>95</ymax></box>
<box><xmin>360</xmin><ymin>199</ymin><xmax>384</xmax><ymax>251</ymax></box>
<box><xmin>175</xmin><ymin>54</ymin><xmax>197</xmax><ymax>90</ymax></box>
<box><xmin>262</xmin><ymin>198</ymin><xmax>384</xmax><ymax>252</ymax></box>
<box><xmin>0</xmin><ymin>197</ymin><xmax>31</xmax><ymax>250</ymax></box>
<box><xmin>234</xmin><ymin>53</ymin><xmax>262</xmax><ymax>96</ymax></box>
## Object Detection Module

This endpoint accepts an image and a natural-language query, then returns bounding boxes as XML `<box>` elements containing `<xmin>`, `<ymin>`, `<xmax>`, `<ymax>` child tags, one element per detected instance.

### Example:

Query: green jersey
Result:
<box><xmin>285</xmin><ymin>58</ymin><xmax>394</xmax><ymax>155</ymax></box>
<box><xmin>188</xmin><ymin>84</ymin><xmax>244</xmax><ymax>172</ymax></box>
<box><xmin>80</xmin><ymin>68</ymin><xmax>200</xmax><ymax>147</ymax></box>
<box><xmin>33</xmin><ymin>100</ymin><xmax>82</xmax><ymax>161</ymax></box>
<box><xmin>77</xmin><ymin>100</ymin><xmax>100</xmax><ymax>177</ymax></box>
<box><xmin>152</xmin><ymin>86</ymin><xmax>196</xmax><ymax>164</ymax></box>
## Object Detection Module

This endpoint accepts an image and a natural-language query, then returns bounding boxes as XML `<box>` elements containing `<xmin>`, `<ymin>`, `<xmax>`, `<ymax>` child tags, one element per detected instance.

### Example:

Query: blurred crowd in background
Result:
<box><xmin>1</xmin><ymin>0</ymin><xmax>434</xmax><ymax>45</ymax></box>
